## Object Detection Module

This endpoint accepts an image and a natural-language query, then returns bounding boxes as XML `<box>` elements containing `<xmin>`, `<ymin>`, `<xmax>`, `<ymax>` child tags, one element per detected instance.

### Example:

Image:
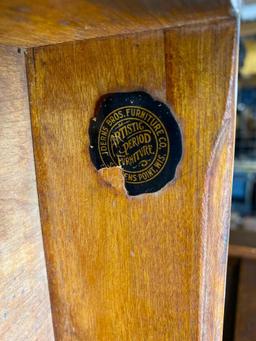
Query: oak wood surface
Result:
<box><xmin>26</xmin><ymin>14</ymin><xmax>238</xmax><ymax>340</ymax></box>
<box><xmin>165</xmin><ymin>21</ymin><xmax>238</xmax><ymax>341</ymax></box>
<box><xmin>0</xmin><ymin>0</ymin><xmax>233</xmax><ymax>48</ymax></box>
<box><xmin>0</xmin><ymin>46</ymin><xmax>54</xmax><ymax>340</ymax></box>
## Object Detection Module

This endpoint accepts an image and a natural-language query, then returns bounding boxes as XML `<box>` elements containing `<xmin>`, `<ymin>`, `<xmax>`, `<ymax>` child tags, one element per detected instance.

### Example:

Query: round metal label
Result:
<box><xmin>89</xmin><ymin>91</ymin><xmax>182</xmax><ymax>196</ymax></box>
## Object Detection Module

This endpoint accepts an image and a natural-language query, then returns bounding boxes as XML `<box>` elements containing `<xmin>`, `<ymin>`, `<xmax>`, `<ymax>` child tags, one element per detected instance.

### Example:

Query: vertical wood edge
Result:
<box><xmin>199</xmin><ymin>18</ymin><xmax>239</xmax><ymax>341</ymax></box>
<box><xmin>164</xmin><ymin>16</ymin><xmax>239</xmax><ymax>340</ymax></box>
<box><xmin>25</xmin><ymin>47</ymin><xmax>56</xmax><ymax>340</ymax></box>
<box><xmin>0</xmin><ymin>45</ymin><xmax>54</xmax><ymax>340</ymax></box>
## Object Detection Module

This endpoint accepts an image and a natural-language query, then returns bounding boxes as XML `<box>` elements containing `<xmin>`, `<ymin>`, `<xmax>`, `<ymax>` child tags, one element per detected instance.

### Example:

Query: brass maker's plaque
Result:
<box><xmin>89</xmin><ymin>91</ymin><xmax>182</xmax><ymax>196</ymax></box>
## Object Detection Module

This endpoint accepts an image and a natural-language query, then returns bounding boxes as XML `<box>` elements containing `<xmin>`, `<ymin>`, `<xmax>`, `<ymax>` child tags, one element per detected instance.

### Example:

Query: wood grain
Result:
<box><xmin>235</xmin><ymin>260</ymin><xmax>256</xmax><ymax>341</ymax></box>
<box><xmin>165</xmin><ymin>21</ymin><xmax>238</xmax><ymax>341</ymax></box>
<box><xmin>0</xmin><ymin>46</ymin><xmax>54</xmax><ymax>340</ymax></box>
<box><xmin>0</xmin><ymin>0</ymin><xmax>233</xmax><ymax>48</ymax></box>
<box><xmin>26</xmin><ymin>14</ymin><xmax>238</xmax><ymax>340</ymax></box>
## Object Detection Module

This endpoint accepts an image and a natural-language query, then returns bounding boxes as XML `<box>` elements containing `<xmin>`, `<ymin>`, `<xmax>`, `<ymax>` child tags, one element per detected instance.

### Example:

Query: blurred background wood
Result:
<box><xmin>224</xmin><ymin>230</ymin><xmax>256</xmax><ymax>340</ymax></box>
<box><xmin>229</xmin><ymin>230</ymin><xmax>256</xmax><ymax>259</ymax></box>
<box><xmin>223</xmin><ymin>257</ymin><xmax>240</xmax><ymax>341</ymax></box>
<box><xmin>235</xmin><ymin>259</ymin><xmax>256</xmax><ymax>341</ymax></box>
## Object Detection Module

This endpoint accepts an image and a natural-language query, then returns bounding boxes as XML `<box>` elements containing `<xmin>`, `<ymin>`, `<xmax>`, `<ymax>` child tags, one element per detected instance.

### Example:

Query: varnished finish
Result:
<box><xmin>165</xmin><ymin>21</ymin><xmax>238</xmax><ymax>341</ymax></box>
<box><xmin>26</xmin><ymin>14</ymin><xmax>238</xmax><ymax>340</ymax></box>
<box><xmin>0</xmin><ymin>0</ymin><xmax>233</xmax><ymax>48</ymax></box>
<box><xmin>0</xmin><ymin>46</ymin><xmax>54</xmax><ymax>340</ymax></box>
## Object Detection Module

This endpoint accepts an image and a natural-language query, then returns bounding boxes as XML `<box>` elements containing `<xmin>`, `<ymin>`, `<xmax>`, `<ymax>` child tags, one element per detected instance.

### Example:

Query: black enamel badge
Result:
<box><xmin>89</xmin><ymin>91</ymin><xmax>182</xmax><ymax>196</ymax></box>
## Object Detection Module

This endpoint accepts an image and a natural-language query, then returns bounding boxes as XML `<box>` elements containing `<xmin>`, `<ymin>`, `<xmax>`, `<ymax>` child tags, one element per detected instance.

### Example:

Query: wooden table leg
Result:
<box><xmin>26</xmin><ymin>16</ymin><xmax>238</xmax><ymax>341</ymax></box>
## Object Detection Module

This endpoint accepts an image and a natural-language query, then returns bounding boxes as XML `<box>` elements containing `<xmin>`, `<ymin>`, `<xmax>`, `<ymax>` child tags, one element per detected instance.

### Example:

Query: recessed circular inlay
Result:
<box><xmin>89</xmin><ymin>91</ymin><xmax>182</xmax><ymax>196</ymax></box>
